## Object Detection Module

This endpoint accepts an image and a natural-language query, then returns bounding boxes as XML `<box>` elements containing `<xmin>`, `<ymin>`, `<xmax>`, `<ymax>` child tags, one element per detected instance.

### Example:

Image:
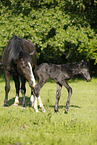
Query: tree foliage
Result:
<box><xmin>0</xmin><ymin>0</ymin><xmax>97</xmax><ymax>66</ymax></box>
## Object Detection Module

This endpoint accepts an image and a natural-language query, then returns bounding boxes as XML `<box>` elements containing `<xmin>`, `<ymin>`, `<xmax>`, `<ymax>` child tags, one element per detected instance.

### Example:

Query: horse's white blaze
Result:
<box><xmin>28</xmin><ymin>62</ymin><xmax>36</xmax><ymax>87</ymax></box>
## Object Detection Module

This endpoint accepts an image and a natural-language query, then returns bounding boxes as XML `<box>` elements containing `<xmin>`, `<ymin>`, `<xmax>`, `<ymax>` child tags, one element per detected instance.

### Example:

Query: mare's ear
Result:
<box><xmin>29</xmin><ymin>50</ymin><xmax>35</xmax><ymax>56</ymax></box>
<box><xmin>19</xmin><ymin>51</ymin><xmax>23</xmax><ymax>60</ymax></box>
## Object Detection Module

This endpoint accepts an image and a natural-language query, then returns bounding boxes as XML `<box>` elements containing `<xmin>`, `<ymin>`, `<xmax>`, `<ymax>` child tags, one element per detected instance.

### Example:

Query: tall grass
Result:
<box><xmin>0</xmin><ymin>76</ymin><xmax>97</xmax><ymax>145</ymax></box>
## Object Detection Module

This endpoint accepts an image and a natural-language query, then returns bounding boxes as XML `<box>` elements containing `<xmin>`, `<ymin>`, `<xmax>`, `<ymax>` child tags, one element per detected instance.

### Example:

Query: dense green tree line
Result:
<box><xmin>0</xmin><ymin>0</ymin><xmax>97</xmax><ymax>73</ymax></box>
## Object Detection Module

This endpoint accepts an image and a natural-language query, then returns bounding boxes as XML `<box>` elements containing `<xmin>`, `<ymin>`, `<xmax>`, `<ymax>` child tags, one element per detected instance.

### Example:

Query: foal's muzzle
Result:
<box><xmin>86</xmin><ymin>76</ymin><xmax>91</xmax><ymax>82</ymax></box>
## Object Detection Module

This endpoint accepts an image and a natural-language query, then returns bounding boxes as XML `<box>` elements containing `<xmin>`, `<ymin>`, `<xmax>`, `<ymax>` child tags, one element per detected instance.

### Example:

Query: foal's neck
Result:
<box><xmin>71</xmin><ymin>65</ymin><xmax>81</xmax><ymax>76</ymax></box>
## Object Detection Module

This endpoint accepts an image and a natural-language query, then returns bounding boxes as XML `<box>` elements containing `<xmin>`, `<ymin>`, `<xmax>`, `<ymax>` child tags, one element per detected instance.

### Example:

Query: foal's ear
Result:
<box><xmin>19</xmin><ymin>51</ymin><xmax>23</xmax><ymax>60</ymax></box>
<box><xmin>82</xmin><ymin>61</ymin><xmax>88</xmax><ymax>67</ymax></box>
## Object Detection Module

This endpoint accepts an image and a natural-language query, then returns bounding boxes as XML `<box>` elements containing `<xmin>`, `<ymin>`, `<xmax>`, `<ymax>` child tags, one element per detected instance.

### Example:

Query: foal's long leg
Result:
<box><xmin>33</xmin><ymin>79</ymin><xmax>48</xmax><ymax>112</ymax></box>
<box><xmin>21</xmin><ymin>77</ymin><xmax>26</xmax><ymax>107</ymax></box>
<box><xmin>4</xmin><ymin>70</ymin><xmax>10</xmax><ymax>107</ymax></box>
<box><xmin>60</xmin><ymin>81</ymin><xmax>72</xmax><ymax>113</ymax></box>
<box><xmin>13</xmin><ymin>75</ymin><xmax>20</xmax><ymax>106</ymax></box>
<box><xmin>30</xmin><ymin>89</ymin><xmax>45</xmax><ymax>112</ymax></box>
<box><xmin>54</xmin><ymin>83</ymin><xmax>62</xmax><ymax>112</ymax></box>
<box><xmin>38</xmin><ymin>95</ymin><xmax>46</xmax><ymax>112</ymax></box>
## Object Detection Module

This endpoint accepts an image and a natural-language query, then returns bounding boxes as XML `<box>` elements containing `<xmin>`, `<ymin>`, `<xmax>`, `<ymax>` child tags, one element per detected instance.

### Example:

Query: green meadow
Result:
<box><xmin>0</xmin><ymin>75</ymin><xmax>97</xmax><ymax>145</ymax></box>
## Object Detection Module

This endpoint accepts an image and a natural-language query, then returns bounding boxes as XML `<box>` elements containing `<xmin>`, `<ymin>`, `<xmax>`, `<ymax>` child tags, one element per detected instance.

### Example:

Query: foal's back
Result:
<box><xmin>35</xmin><ymin>63</ymin><xmax>72</xmax><ymax>81</ymax></box>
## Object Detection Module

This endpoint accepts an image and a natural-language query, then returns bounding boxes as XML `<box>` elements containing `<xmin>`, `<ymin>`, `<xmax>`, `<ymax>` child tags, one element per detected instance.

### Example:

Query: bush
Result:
<box><xmin>0</xmin><ymin>0</ymin><xmax>97</xmax><ymax>65</ymax></box>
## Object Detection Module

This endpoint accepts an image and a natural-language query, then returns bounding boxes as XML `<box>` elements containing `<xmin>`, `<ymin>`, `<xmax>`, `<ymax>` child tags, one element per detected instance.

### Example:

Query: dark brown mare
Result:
<box><xmin>2</xmin><ymin>35</ymin><xmax>44</xmax><ymax>111</ymax></box>
<box><xmin>32</xmin><ymin>61</ymin><xmax>91</xmax><ymax>113</ymax></box>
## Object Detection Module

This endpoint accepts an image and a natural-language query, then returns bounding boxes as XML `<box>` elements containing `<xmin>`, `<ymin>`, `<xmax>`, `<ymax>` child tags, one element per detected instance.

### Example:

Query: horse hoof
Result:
<box><xmin>29</xmin><ymin>102</ymin><xmax>32</xmax><ymax>106</ymax></box>
<box><xmin>22</xmin><ymin>104</ymin><xmax>26</xmax><ymax>108</ymax></box>
<box><xmin>65</xmin><ymin>109</ymin><xmax>68</xmax><ymax>114</ymax></box>
<box><xmin>54</xmin><ymin>109</ymin><xmax>59</xmax><ymax>113</ymax></box>
<box><xmin>29</xmin><ymin>102</ymin><xmax>33</xmax><ymax>107</ymax></box>
<box><xmin>13</xmin><ymin>103</ymin><xmax>19</xmax><ymax>106</ymax></box>
<box><xmin>22</xmin><ymin>107</ymin><xmax>25</xmax><ymax>109</ymax></box>
<box><xmin>43</xmin><ymin>109</ymin><xmax>46</xmax><ymax>112</ymax></box>
<box><xmin>3</xmin><ymin>104</ymin><xmax>8</xmax><ymax>108</ymax></box>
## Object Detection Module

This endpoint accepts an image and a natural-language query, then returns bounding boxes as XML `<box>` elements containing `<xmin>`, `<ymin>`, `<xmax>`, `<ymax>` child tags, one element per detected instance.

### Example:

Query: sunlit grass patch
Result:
<box><xmin>0</xmin><ymin>76</ymin><xmax>97</xmax><ymax>145</ymax></box>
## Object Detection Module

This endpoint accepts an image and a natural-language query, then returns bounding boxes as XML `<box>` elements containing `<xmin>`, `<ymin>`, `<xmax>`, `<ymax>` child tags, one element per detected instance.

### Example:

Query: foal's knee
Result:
<box><xmin>34</xmin><ymin>89</ymin><xmax>39</xmax><ymax>97</ymax></box>
<box><xmin>56</xmin><ymin>93</ymin><xmax>60</xmax><ymax>100</ymax></box>
<box><xmin>68</xmin><ymin>87</ymin><xmax>72</xmax><ymax>95</ymax></box>
<box><xmin>33</xmin><ymin>86</ymin><xmax>39</xmax><ymax>97</ymax></box>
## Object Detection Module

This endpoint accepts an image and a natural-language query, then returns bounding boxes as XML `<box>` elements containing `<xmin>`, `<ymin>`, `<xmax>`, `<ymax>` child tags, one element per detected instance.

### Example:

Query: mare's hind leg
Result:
<box><xmin>59</xmin><ymin>81</ymin><xmax>72</xmax><ymax>113</ymax></box>
<box><xmin>54</xmin><ymin>83</ymin><xmax>62</xmax><ymax>112</ymax></box>
<box><xmin>21</xmin><ymin>77</ymin><xmax>26</xmax><ymax>107</ymax></box>
<box><xmin>4</xmin><ymin>70</ymin><xmax>10</xmax><ymax>107</ymax></box>
<box><xmin>13</xmin><ymin>75</ymin><xmax>20</xmax><ymax>106</ymax></box>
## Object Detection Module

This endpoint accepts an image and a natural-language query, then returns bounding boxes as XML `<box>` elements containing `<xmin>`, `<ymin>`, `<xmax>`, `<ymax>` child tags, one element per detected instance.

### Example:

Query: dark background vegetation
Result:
<box><xmin>0</xmin><ymin>0</ymin><xmax>97</xmax><ymax>76</ymax></box>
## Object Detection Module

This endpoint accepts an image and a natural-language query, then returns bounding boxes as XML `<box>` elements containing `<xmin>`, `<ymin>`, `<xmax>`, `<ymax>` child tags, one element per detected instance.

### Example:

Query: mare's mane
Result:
<box><xmin>7</xmin><ymin>35</ymin><xmax>26</xmax><ymax>62</ymax></box>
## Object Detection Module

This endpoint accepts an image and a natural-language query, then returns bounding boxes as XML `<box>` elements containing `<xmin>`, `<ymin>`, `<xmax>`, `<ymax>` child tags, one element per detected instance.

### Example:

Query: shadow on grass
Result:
<box><xmin>49</xmin><ymin>105</ymin><xmax>81</xmax><ymax>109</ymax></box>
<box><xmin>8</xmin><ymin>96</ymin><xmax>81</xmax><ymax>109</ymax></box>
<box><xmin>8</xmin><ymin>96</ymin><xmax>30</xmax><ymax>107</ymax></box>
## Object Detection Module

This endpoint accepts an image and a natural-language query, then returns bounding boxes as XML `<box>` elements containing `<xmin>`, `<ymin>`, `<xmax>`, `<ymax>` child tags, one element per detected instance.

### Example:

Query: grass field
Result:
<box><xmin>0</xmin><ymin>74</ymin><xmax>97</xmax><ymax>145</ymax></box>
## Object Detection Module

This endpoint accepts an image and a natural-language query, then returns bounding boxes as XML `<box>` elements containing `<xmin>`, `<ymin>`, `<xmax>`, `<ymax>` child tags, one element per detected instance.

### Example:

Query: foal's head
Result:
<box><xmin>80</xmin><ymin>61</ymin><xmax>91</xmax><ymax>82</ymax></box>
<box><xmin>17</xmin><ymin>51</ymin><xmax>36</xmax><ymax>88</ymax></box>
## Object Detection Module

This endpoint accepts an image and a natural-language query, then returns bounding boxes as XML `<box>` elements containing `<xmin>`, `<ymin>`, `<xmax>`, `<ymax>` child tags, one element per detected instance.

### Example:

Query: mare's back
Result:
<box><xmin>2</xmin><ymin>35</ymin><xmax>23</xmax><ymax>67</ymax></box>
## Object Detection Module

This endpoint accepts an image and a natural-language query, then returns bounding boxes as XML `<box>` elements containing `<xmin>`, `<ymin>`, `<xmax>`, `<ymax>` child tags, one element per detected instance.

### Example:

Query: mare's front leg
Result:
<box><xmin>13</xmin><ymin>75</ymin><xmax>20</xmax><ymax>106</ymax></box>
<box><xmin>21</xmin><ymin>77</ymin><xmax>26</xmax><ymax>107</ymax></box>
<box><xmin>54</xmin><ymin>83</ymin><xmax>62</xmax><ymax>112</ymax></box>
<box><xmin>4</xmin><ymin>69</ymin><xmax>10</xmax><ymax>107</ymax></box>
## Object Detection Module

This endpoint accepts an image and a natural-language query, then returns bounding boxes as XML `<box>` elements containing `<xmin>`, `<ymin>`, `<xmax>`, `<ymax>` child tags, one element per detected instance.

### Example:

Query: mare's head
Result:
<box><xmin>80</xmin><ymin>61</ymin><xmax>91</xmax><ymax>82</ymax></box>
<box><xmin>17</xmin><ymin>51</ymin><xmax>36</xmax><ymax>88</ymax></box>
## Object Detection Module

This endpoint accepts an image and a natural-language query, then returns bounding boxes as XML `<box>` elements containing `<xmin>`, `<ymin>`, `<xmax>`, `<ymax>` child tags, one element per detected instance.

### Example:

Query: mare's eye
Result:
<box><xmin>22</xmin><ymin>63</ymin><xmax>26</xmax><ymax>68</ymax></box>
<box><xmin>22</xmin><ymin>65</ymin><xmax>25</xmax><ymax>68</ymax></box>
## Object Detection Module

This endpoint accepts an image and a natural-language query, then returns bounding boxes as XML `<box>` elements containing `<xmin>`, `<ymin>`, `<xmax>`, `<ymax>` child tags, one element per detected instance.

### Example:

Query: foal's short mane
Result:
<box><xmin>53</xmin><ymin>62</ymin><xmax>83</xmax><ymax>69</ymax></box>
<box><xmin>64</xmin><ymin>61</ymin><xmax>85</xmax><ymax>68</ymax></box>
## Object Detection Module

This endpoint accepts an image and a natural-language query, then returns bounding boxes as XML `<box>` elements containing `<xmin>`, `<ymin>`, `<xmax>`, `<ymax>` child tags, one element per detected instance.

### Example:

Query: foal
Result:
<box><xmin>32</xmin><ymin>61</ymin><xmax>91</xmax><ymax>113</ymax></box>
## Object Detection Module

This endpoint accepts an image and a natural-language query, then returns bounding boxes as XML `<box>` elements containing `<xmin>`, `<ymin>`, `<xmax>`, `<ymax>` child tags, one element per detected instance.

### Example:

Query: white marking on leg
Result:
<box><xmin>34</xmin><ymin>96</ymin><xmax>39</xmax><ymax>112</ymax></box>
<box><xmin>38</xmin><ymin>95</ymin><xmax>46</xmax><ymax>112</ymax></box>
<box><xmin>28</xmin><ymin>62</ymin><xmax>36</xmax><ymax>87</ymax></box>
<box><xmin>30</xmin><ymin>95</ymin><xmax>34</xmax><ymax>106</ymax></box>
<box><xmin>14</xmin><ymin>95</ymin><xmax>19</xmax><ymax>106</ymax></box>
